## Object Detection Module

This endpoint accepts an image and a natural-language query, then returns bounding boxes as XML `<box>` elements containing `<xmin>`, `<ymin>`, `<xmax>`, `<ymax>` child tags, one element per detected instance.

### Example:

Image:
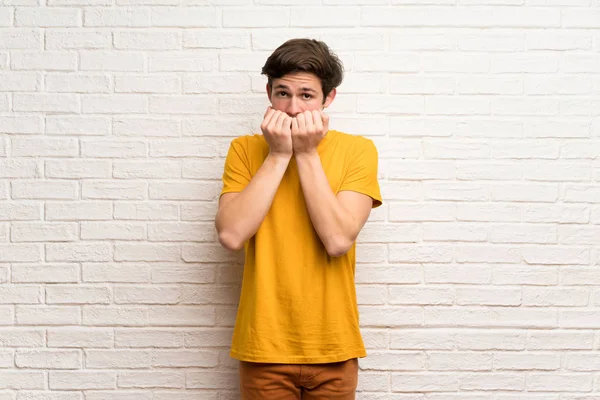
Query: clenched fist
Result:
<box><xmin>261</xmin><ymin>106</ymin><xmax>293</xmax><ymax>158</ymax></box>
<box><xmin>291</xmin><ymin>110</ymin><xmax>330</xmax><ymax>156</ymax></box>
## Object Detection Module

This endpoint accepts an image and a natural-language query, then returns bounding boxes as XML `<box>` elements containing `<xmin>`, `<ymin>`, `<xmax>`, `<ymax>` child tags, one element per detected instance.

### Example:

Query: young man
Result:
<box><xmin>215</xmin><ymin>38</ymin><xmax>382</xmax><ymax>400</ymax></box>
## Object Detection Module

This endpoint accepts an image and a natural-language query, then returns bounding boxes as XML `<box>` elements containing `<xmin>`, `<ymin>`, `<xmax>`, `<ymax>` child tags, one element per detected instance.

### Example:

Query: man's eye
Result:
<box><xmin>277</xmin><ymin>92</ymin><xmax>288</xmax><ymax>97</ymax></box>
<box><xmin>302</xmin><ymin>94</ymin><xmax>312</xmax><ymax>99</ymax></box>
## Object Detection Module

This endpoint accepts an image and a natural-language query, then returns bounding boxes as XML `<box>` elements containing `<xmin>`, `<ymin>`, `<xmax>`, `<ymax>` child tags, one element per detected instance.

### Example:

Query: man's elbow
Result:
<box><xmin>217</xmin><ymin>230</ymin><xmax>244</xmax><ymax>252</ymax></box>
<box><xmin>324</xmin><ymin>236</ymin><xmax>354</xmax><ymax>258</ymax></box>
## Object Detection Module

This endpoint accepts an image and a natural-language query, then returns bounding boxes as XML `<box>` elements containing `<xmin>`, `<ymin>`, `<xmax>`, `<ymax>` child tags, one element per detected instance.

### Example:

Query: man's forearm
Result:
<box><xmin>216</xmin><ymin>154</ymin><xmax>290</xmax><ymax>250</ymax></box>
<box><xmin>295</xmin><ymin>153</ymin><xmax>357</xmax><ymax>257</ymax></box>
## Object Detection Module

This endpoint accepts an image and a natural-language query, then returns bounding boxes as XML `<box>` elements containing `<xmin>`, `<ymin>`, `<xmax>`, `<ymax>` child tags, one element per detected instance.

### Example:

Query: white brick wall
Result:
<box><xmin>0</xmin><ymin>0</ymin><xmax>598</xmax><ymax>397</ymax></box>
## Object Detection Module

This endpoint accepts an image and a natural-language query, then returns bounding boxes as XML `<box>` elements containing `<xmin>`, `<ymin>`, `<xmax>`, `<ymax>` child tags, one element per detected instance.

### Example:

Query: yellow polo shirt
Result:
<box><xmin>220</xmin><ymin>130</ymin><xmax>382</xmax><ymax>364</ymax></box>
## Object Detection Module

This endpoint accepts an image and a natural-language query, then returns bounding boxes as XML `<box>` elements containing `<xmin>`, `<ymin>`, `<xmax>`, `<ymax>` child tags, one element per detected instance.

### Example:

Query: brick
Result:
<box><xmin>115</xmin><ymin>329</ymin><xmax>183</xmax><ymax>348</ymax></box>
<box><xmin>0</xmin><ymin>160</ymin><xmax>40</xmax><ymax>178</ymax></box>
<box><xmin>46</xmin><ymin>243</ymin><xmax>111</xmax><ymax>262</ymax></box>
<box><xmin>147</xmin><ymin>223</ymin><xmax>215</xmax><ymax>242</ymax></box>
<box><xmin>150</xmin><ymin>7</ymin><xmax>218</xmax><ymax>27</ymax></box>
<box><xmin>0</xmin><ymin>329</ymin><xmax>44</xmax><ymax>347</ymax></box>
<box><xmin>182</xmin><ymin>159</ymin><xmax>223</xmax><ymax>180</ymax></box>
<box><xmin>390</xmin><ymin>33</ymin><xmax>453</xmax><ymax>51</ymax></box>
<box><xmin>114</xmin><ymin>244</ymin><xmax>179</xmax><ymax>262</ymax></box>
<box><xmin>151</xmin><ymin>350</ymin><xmax>219</xmax><ymax>368</ymax></box>
<box><xmin>493</xmin><ymin>139</ymin><xmax>559</xmax><ymax>159</ymax></box>
<box><xmin>0</xmin><ymin>244</ymin><xmax>41</xmax><ymax>262</ymax></box>
<box><xmin>564</xmin><ymin>353</ymin><xmax>600</xmax><ymax>371</ymax></box>
<box><xmin>223</xmin><ymin>8</ymin><xmax>288</xmax><ymax>27</ymax></box>
<box><xmin>85</xmin><ymin>393</ymin><xmax>151</xmax><ymax>400</ymax></box>
<box><xmin>491</xmin><ymin>183</ymin><xmax>558</xmax><ymax>202</ymax></box>
<box><xmin>80</xmin><ymin>51</ymin><xmax>145</xmax><ymax>72</ymax></box>
<box><xmin>426</xmin><ymin>96</ymin><xmax>491</xmax><ymax>116</ymax></box>
<box><xmin>527</xmin><ymin>374</ymin><xmax>593</xmax><ymax>392</ymax></box>
<box><xmin>528</xmin><ymin>331</ymin><xmax>594</xmax><ymax>350</ymax></box>
<box><xmin>18</xmin><ymin>392</ymin><xmax>83</xmax><ymax>400</ymax></box>
<box><xmin>48</xmin><ymin>328</ymin><xmax>113</xmax><ymax>348</ymax></box>
<box><xmin>11</xmin><ymin>51</ymin><xmax>77</xmax><ymax>71</ymax></box>
<box><xmin>149</xmin><ymin>182</ymin><xmax>221</xmax><ymax>201</ymax></box>
<box><xmin>389</xmin><ymin>203</ymin><xmax>455</xmax><ymax>222</ymax></box>
<box><xmin>151</xmin><ymin>264</ymin><xmax>215</xmax><ymax>284</ymax></box>
<box><xmin>359</xmin><ymin>306</ymin><xmax>422</xmax><ymax>327</ymax></box>
<box><xmin>85</xmin><ymin>350</ymin><xmax>152</xmax><ymax>369</ymax></box>
<box><xmin>559</xmin><ymin>310</ymin><xmax>600</xmax><ymax>328</ymax></box>
<box><xmin>457</xmin><ymin>162</ymin><xmax>522</xmax><ymax>180</ymax></box>
<box><xmin>113</xmin><ymin>117</ymin><xmax>180</xmax><ymax>137</ymax></box>
<box><xmin>391</xmin><ymin>373</ymin><xmax>458</xmax><ymax>392</ymax></box>
<box><xmin>494</xmin><ymin>265</ymin><xmax>558</xmax><ymax>285</ymax></box>
<box><xmin>16</xmin><ymin>8</ymin><xmax>81</xmax><ymax>27</ymax></box>
<box><xmin>525</xmin><ymin>120</ymin><xmax>589</xmax><ymax>138</ymax></box>
<box><xmin>491</xmin><ymin>54</ymin><xmax>559</xmax><ymax>73</ymax></box>
<box><xmin>491</xmin><ymin>224</ymin><xmax>556</xmax><ymax>244</ymax></box>
<box><xmin>388</xmin><ymin>161</ymin><xmax>454</xmax><ymax>180</ymax></box>
<box><xmin>527</xmin><ymin>31</ymin><xmax>592</xmax><ymax>50</ymax></box>
<box><xmin>560</xmin><ymin>99</ymin><xmax>600</xmax><ymax>116</ymax></box>
<box><xmin>180</xmin><ymin>203</ymin><xmax>216</xmax><ymax>221</ymax></box>
<box><xmin>115</xmin><ymin>75</ymin><xmax>179</xmax><ymax>93</ymax></box>
<box><xmin>424</xmin><ymin>141</ymin><xmax>489</xmax><ymax>159</ymax></box>
<box><xmin>458</xmin><ymin>33</ymin><xmax>525</xmax><ymax>52</ymax></box>
<box><xmin>83</xmin><ymin>306</ymin><xmax>148</xmax><ymax>326</ymax></box>
<box><xmin>0</xmin><ymin>72</ymin><xmax>40</xmax><ymax>91</ymax></box>
<box><xmin>388</xmin><ymin>286</ymin><xmax>452</xmax><ymax>305</ymax></box>
<box><xmin>523</xmin><ymin>287</ymin><xmax>589</xmax><ymax>306</ymax></box>
<box><xmin>12</xmin><ymin>264</ymin><xmax>79</xmax><ymax>283</ymax></box>
<box><xmin>11</xmin><ymin>222</ymin><xmax>77</xmax><ymax>242</ymax></box>
<box><xmin>149</xmin><ymin>54</ymin><xmax>217</xmax><ymax>72</ymax></box>
<box><xmin>183</xmin><ymin>31</ymin><xmax>248</xmax><ymax>49</ymax></box>
<box><xmin>565</xmin><ymin>184</ymin><xmax>600</xmax><ymax>203</ymax></box>
<box><xmin>82</xmin><ymin>94</ymin><xmax>148</xmax><ymax>114</ymax></box>
<box><xmin>360</xmin><ymin>351</ymin><xmax>425</xmax><ymax>371</ymax></box>
<box><xmin>219</xmin><ymin>52</ymin><xmax>270</xmax><ymax>72</ymax></box>
<box><xmin>114</xmin><ymin>31</ymin><xmax>181</xmax><ymax>50</ymax></box>
<box><xmin>114</xmin><ymin>202</ymin><xmax>177</xmax><ymax>221</ymax></box>
<box><xmin>524</xmin><ymin>204</ymin><xmax>589</xmax><ymax>223</ymax></box>
<box><xmin>186</xmin><ymin>371</ymin><xmax>237</xmax><ymax>389</ymax></box>
<box><xmin>457</xmin><ymin>75</ymin><xmax>522</xmax><ymax>94</ymax></box>
<box><xmin>495</xmin><ymin>353</ymin><xmax>560</xmax><ymax>371</ymax></box>
<box><xmin>46</xmin><ymin>116</ymin><xmax>110</xmax><ymax>136</ymax></box>
<box><xmin>358</xmin><ymin>94</ymin><xmax>422</xmax><ymax>114</ymax></box>
<box><xmin>0</xmin><ymin>116</ymin><xmax>43</xmax><ymax>135</ymax></box>
<box><xmin>114</xmin><ymin>161</ymin><xmax>180</xmax><ymax>179</ymax></box>
<box><xmin>15</xmin><ymin>350</ymin><xmax>81</xmax><ymax>369</ymax></box>
<box><xmin>456</xmin><ymin>330</ymin><xmax>526</xmax><ymax>350</ymax></box>
<box><xmin>13</xmin><ymin>94</ymin><xmax>78</xmax><ymax>112</ymax></box>
<box><xmin>523</xmin><ymin>246</ymin><xmax>589</xmax><ymax>265</ymax></box>
<box><xmin>459</xmin><ymin>246</ymin><xmax>522</xmax><ymax>263</ymax></box>
<box><xmin>424</xmin><ymin>182</ymin><xmax>488</xmax><ymax>201</ymax></box>
<box><xmin>423</xmin><ymin>223</ymin><xmax>487</xmax><ymax>242</ymax></box>
<box><xmin>45</xmin><ymin>73</ymin><xmax>110</xmax><ymax>93</ymax></box>
<box><xmin>422</xmin><ymin>53</ymin><xmax>489</xmax><ymax>73</ymax></box>
<box><xmin>459</xmin><ymin>373</ymin><xmax>525</xmax><ymax>391</ymax></box>
<box><xmin>563</xmin><ymin>8</ymin><xmax>600</xmax><ymax>28</ymax></box>
<box><xmin>149</xmin><ymin>95</ymin><xmax>217</xmax><ymax>114</ymax></box>
<box><xmin>0</xmin><ymin>286</ymin><xmax>40</xmax><ymax>304</ymax></box>
<box><xmin>81</xmin><ymin>139</ymin><xmax>147</xmax><ymax>158</ymax></box>
<box><xmin>46</xmin><ymin>160</ymin><xmax>110</xmax><ymax>179</ymax></box>
<box><xmin>82</xmin><ymin>263</ymin><xmax>150</xmax><ymax>283</ymax></box>
<box><xmin>0</xmin><ymin>371</ymin><xmax>45</xmax><ymax>389</ymax></box>
<box><xmin>559</xmin><ymin>225</ymin><xmax>600</xmax><ymax>245</ymax></box>
<box><xmin>428</xmin><ymin>352</ymin><xmax>492</xmax><ymax>371</ymax></box>
<box><xmin>46</xmin><ymin>30</ymin><xmax>111</xmax><ymax>49</ymax></box>
<box><xmin>291</xmin><ymin>7</ymin><xmax>359</xmax><ymax>27</ymax></box>
<box><xmin>46</xmin><ymin>201</ymin><xmax>111</xmax><ymax>221</ymax></box>
<box><xmin>148</xmin><ymin>306</ymin><xmax>216</xmax><ymax>326</ymax></box>
<box><xmin>456</xmin><ymin>287</ymin><xmax>521</xmax><ymax>306</ymax></box>
<box><xmin>46</xmin><ymin>285</ymin><xmax>111</xmax><ymax>304</ymax></box>
<box><xmin>50</xmin><ymin>371</ymin><xmax>115</xmax><ymax>390</ymax></box>
<box><xmin>0</xmin><ymin>29</ymin><xmax>41</xmax><ymax>49</ymax></box>
<box><xmin>82</xmin><ymin>180</ymin><xmax>147</xmax><ymax>200</ymax></box>
<box><xmin>84</xmin><ymin>8</ymin><xmax>149</xmax><ymax>27</ymax></box>
<box><xmin>183</xmin><ymin>73</ymin><xmax>250</xmax><ymax>94</ymax></box>
<box><xmin>16</xmin><ymin>306</ymin><xmax>80</xmax><ymax>325</ymax></box>
<box><xmin>358</xmin><ymin>223</ymin><xmax>420</xmax><ymax>243</ymax></box>
<box><xmin>114</xmin><ymin>286</ymin><xmax>179</xmax><ymax>304</ymax></box>
<box><xmin>81</xmin><ymin>222</ymin><xmax>145</xmax><ymax>240</ymax></box>
<box><xmin>12</xmin><ymin>137</ymin><xmax>77</xmax><ymax>157</ymax></box>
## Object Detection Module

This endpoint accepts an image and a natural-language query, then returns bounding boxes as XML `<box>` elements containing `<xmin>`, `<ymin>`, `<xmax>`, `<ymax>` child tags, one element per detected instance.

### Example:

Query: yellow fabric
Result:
<box><xmin>220</xmin><ymin>130</ymin><xmax>382</xmax><ymax>364</ymax></box>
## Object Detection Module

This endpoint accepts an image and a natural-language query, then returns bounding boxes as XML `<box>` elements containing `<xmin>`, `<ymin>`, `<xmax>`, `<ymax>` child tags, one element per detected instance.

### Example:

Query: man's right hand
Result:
<box><xmin>260</xmin><ymin>106</ymin><xmax>293</xmax><ymax>158</ymax></box>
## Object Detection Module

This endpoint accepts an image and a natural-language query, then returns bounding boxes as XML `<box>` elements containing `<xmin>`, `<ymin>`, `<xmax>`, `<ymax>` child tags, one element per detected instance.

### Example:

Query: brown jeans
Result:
<box><xmin>239</xmin><ymin>358</ymin><xmax>359</xmax><ymax>400</ymax></box>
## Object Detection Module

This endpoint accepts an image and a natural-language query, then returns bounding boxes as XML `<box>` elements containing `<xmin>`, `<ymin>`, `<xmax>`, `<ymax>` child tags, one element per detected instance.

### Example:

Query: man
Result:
<box><xmin>215</xmin><ymin>38</ymin><xmax>382</xmax><ymax>400</ymax></box>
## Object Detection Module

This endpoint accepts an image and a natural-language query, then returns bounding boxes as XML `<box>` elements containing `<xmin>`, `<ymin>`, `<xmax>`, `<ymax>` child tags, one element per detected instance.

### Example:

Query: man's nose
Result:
<box><xmin>286</xmin><ymin>97</ymin><xmax>301</xmax><ymax>117</ymax></box>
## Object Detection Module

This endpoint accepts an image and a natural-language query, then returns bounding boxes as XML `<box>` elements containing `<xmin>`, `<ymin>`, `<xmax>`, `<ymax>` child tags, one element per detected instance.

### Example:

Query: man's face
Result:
<box><xmin>267</xmin><ymin>72</ymin><xmax>336</xmax><ymax>118</ymax></box>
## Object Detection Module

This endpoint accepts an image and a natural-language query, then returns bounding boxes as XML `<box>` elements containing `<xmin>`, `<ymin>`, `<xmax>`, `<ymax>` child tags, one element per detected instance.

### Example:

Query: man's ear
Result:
<box><xmin>323</xmin><ymin>88</ymin><xmax>336</xmax><ymax>109</ymax></box>
<box><xmin>266</xmin><ymin>83</ymin><xmax>272</xmax><ymax>102</ymax></box>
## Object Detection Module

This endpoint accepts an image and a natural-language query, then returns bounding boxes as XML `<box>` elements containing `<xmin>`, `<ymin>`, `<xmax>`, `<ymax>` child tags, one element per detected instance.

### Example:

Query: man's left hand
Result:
<box><xmin>291</xmin><ymin>110</ymin><xmax>329</xmax><ymax>156</ymax></box>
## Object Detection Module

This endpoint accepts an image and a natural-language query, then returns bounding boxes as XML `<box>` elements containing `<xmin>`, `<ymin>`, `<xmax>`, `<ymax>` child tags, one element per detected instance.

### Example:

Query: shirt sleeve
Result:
<box><xmin>338</xmin><ymin>138</ymin><xmax>383</xmax><ymax>208</ymax></box>
<box><xmin>220</xmin><ymin>137</ymin><xmax>252</xmax><ymax>197</ymax></box>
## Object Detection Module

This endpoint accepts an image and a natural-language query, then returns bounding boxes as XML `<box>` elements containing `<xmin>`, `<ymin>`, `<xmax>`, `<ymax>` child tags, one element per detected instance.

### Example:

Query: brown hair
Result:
<box><xmin>261</xmin><ymin>38</ymin><xmax>344</xmax><ymax>101</ymax></box>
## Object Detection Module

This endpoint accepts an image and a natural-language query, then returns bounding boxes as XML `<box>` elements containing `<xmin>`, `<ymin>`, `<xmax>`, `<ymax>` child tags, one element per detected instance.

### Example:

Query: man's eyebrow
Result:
<box><xmin>273</xmin><ymin>84</ymin><xmax>317</xmax><ymax>93</ymax></box>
